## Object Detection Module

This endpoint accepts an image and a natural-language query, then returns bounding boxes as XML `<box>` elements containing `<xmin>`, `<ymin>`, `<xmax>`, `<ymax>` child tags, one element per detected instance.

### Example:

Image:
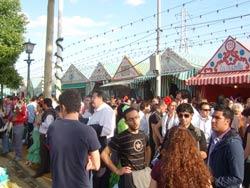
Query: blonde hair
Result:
<box><xmin>232</xmin><ymin>103</ymin><xmax>244</xmax><ymax>114</ymax></box>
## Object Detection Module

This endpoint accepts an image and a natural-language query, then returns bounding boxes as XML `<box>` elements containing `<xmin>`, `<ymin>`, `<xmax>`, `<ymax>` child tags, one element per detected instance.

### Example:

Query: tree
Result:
<box><xmin>0</xmin><ymin>0</ymin><xmax>27</xmax><ymax>98</ymax></box>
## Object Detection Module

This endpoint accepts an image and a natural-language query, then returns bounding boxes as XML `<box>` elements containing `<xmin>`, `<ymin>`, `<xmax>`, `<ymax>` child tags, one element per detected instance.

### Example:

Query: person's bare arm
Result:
<box><xmin>149</xmin><ymin>178</ymin><xmax>157</xmax><ymax>188</ymax></box>
<box><xmin>101</xmin><ymin>146</ymin><xmax>131</xmax><ymax>175</ymax></box>
<box><xmin>145</xmin><ymin>146</ymin><xmax>151</xmax><ymax>166</ymax></box>
<box><xmin>86</xmin><ymin>150</ymin><xmax>100</xmax><ymax>171</ymax></box>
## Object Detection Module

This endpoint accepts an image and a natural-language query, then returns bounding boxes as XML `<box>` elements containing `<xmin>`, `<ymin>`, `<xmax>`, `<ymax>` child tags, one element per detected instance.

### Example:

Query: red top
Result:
<box><xmin>151</xmin><ymin>160</ymin><xmax>164</xmax><ymax>188</ymax></box>
<box><xmin>12</xmin><ymin>105</ymin><xmax>27</xmax><ymax>124</ymax></box>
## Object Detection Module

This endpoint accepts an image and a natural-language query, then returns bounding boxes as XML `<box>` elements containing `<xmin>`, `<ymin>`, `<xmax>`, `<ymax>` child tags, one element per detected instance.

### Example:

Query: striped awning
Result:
<box><xmin>100</xmin><ymin>79</ymin><xmax>133</xmax><ymax>87</ymax></box>
<box><xmin>186</xmin><ymin>71</ymin><xmax>250</xmax><ymax>85</ymax></box>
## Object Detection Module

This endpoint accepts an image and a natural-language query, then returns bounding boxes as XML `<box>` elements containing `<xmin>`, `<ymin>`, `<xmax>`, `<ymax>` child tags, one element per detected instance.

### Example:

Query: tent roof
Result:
<box><xmin>186</xmin><ymin>36</ymin><xmax>250</xmax><ymax>85</ymax></box>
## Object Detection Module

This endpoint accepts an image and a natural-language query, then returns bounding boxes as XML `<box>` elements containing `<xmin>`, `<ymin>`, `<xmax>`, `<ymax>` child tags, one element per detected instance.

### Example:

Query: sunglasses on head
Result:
<box><xmin>178</xmin><ymin>113</ymin><xmax>191</xmax><ymax>118</ymax></box>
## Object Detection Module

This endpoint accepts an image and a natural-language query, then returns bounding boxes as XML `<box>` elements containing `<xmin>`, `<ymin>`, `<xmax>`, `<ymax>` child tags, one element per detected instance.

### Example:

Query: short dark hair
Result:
<box><xmin>214</xmin><ymin>105</ymin><xmax>234</xmax><ymax>123</ymax></box>
<box><xmin>199</xmin><ymin>102</ymin><xmax>210</xmax><ymax>110</ymax></box>
<box><xmin>92</xmin><ymin>90</ymin><xmax>106</xmax><ymax>101</ymax></box>
<box><xmin>139</xmin><ymin>101</ymin><xmax>150</xmax><ymax>111</ymax></box>
<box><xmin>177</xmin><ymin>89</ymin><xmax>191</xmax><ymax>103</ymax></box>
<box><xmin>123</xmin><ymin>107</ymin><xmax>139</xmax><ymax>120</ymax></box>
<box><xmin>59</xmin><ymin>89</ymin><xmax>81</xmax><ymax>113</ymax></box>
<box><xmin>30</xmin><ymin>96</ymin><xmax>37</xmax><ymax>102</ymax></box>
<box><xmin>216</xmin><ymin>95</ymin><xmax>226</xmax><ymax>106</ymax></box>
<box><xmin>43</xmin><ymin>98</ymin><xmax>53</xmax><ymax>108</ymax></box>
<box><xmin>176</xmin><ymin>103</ymin><xmax>194</xmax><ymax>114</ymax></box>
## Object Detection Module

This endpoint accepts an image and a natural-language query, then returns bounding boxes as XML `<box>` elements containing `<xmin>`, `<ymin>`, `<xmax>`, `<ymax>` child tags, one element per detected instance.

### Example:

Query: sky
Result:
<box><xmin>17</xmin><ymin>0</ymin><xmax>250</xmax><ymax>87</ymax></box>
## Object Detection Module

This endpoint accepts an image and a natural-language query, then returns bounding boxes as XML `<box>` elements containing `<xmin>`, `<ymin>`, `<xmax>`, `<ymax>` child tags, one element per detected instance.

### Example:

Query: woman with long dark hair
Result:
<box><xmin>149</xmin><ymin>126</ymin><xmax>212</xmax><ymax>188</ymax></box>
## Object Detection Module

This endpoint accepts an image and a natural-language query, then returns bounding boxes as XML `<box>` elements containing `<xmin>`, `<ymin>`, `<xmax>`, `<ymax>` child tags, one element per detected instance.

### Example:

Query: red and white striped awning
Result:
<box><xmin>186</xmin><ymin>71</ymin><xmax>250</xmax><ymax>85</ymax></box>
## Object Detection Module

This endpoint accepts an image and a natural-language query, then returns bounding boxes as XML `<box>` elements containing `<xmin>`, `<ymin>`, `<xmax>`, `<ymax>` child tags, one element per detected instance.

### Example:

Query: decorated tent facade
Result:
<box><xmin>133</xmin><ymin>48</ymin><xmax>204</xmax><ymax>98</ymax></box>
<box><xmin>89</xmin><ymin>62</ymin><xmax>112</xmax><ymax>92</ymax></box>
<box><xmin>101</xmin><ymin>56</ymin><xmax>143</xmax><ymax>98</ymax></box>
<box><xmin>61</xmin><ymin>64</ymin><xmax>89</xmax><ymax>97</ymax></box>
<box><xmin>186</xmin><ymin>36</ymin><xmax>250</xmax><ymax>101</ymax></box>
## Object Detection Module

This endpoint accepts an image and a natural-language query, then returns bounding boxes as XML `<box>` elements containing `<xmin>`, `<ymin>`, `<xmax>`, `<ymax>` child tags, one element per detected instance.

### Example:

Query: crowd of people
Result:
<box><xmin>0</xmin><ymin>89</ymin><xmax>250</xmax><ymax>188</ymax></box>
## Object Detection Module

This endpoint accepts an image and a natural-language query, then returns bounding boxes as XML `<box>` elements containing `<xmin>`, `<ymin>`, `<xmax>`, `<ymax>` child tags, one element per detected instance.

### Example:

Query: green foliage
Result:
<box><xmin>0</xmin><ymin>65</ymin><xmax>23</xmax><ymax>89</ymax></box>
<box><xmin>0</xmin><ymin>0</ymin><xmax>27</xmax><ymax>88</ymax></box>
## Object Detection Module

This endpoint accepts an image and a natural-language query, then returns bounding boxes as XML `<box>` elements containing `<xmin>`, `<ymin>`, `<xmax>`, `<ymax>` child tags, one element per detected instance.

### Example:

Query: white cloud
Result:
<box><xmin>26</xmin><ymin>15</ymin><xmax>108</xmax><ymax>37</ymax></box>
<box><xmin>125</xmin><ymin>0</ymin><xmax>145</xmax><ymax>7</ymax></box>
<box><xmin>28</xmin><ymin>15</ymin><xmax>47</xmax><ymax>29</ymax></box>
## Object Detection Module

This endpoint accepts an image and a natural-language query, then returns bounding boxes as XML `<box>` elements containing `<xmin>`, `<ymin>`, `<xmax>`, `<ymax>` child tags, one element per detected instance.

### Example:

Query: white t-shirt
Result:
<box><xmin>88</xmin><ymin>103</ymin><xmax>116</xmax><ymax>139</ymax></box>
<box><xmin>161</xmin><ymin>112</ymin><xmax>179</xmax><ymax>137</ymax></box>
<box><xmin>197</xmin><ymin>115</ymin><xmax>212</xmax><ymax>144</ymax></box>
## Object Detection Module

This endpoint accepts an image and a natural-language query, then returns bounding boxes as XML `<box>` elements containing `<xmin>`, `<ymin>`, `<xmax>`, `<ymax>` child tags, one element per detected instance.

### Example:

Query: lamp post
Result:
<box><xmin>24</xmin><ymin>39</ymin><xmax>36</xmax><ymax>98</ymax></box>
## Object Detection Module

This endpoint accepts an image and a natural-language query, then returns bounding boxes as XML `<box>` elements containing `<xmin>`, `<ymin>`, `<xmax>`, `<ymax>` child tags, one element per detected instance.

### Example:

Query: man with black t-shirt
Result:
<box><xmin>162</xmin><ymin>103</ymin><xmax>207</xmax><ymax>160</ymax></box>
<box><xmin>101</xmin><ymin>107</ymin><xmax>151</xmax><ymax>188</ymax></box>
<box><xmin>149</xmin><ymin>101</ymin><xmax>167</xmax><ymax>161</ymax></box>
<box><xmin>47</xmin><ymin>89</ymin><xmax>101</xmax><ymax>188</ymax></box>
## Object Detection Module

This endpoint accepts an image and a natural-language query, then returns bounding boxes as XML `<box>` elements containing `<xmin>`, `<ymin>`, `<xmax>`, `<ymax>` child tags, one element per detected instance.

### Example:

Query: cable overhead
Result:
<box><xmin>64</xmin><ymin>32</ymin><xmax>155</xmax><ymax>65</ymax></box>
<box><xmin>63</xmin><ymin>0</ymin><xmax>247</xmax><ymax>50</ymax></box>
<box><xmin>21</xmin><ymin>20</ymin><xmax>250</xmax><ymax>74</ymax></box>
<box><xmin>28</xmin><ymin>32</ymin><xmax>250</xmax><ymax>79</ymax></box>
<box><xmin>167</xmin><ymin>0</ymin><xmax>250</xmax><ymax>27</ymax></box>
<box><xmin>63</xmin><ymin>0</ymin><xmax>200</xmax><ymax>49</ymax></box>
<box><xmin>64</xmin><ymin>14</ymin><xmax>250</xmax><ymax>61</ymax></box>
<box><xmin>63</xmin><ymin>12</ymin><xmax>250</xmax><ymax>60</ymax></box>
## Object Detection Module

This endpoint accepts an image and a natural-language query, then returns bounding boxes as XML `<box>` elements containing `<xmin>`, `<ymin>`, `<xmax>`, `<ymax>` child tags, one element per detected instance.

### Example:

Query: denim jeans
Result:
<box><xmin>13</xmin><ymin>125</ymin><xmax>24</xmax><ymax>158</ymax></box>
<box><xmin>2</xmin><ymin>131</ymin><xmax>10</xmax><ymax>153</ymax></box>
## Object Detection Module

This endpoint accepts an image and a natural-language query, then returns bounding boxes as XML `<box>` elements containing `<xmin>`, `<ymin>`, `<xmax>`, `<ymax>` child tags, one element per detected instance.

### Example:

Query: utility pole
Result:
<box><xmin>55</xmin><ymin>0</ymin><xmax>63</xmax><ymax>100</ymax></box>
<box><xmin>179</xmin><ymin>7</ymin><xmax>188</xmax><ymax>53</ymax></box>
<box><xmin>155</xmin><ymin>0</ymin><xmax>161</xmax><ymax>97</ymax></box>
<box><xmin>44</xmin><ymin>0</ymin><xmax>55</xmax><ymax>98</ymax></box>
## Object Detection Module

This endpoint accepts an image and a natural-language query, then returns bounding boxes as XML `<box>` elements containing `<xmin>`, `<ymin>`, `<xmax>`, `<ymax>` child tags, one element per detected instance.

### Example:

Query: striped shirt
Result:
<box><xmin>109</xmin><ymin>130</ymin><xmax>149</xmax><ymax>170</ymax></box>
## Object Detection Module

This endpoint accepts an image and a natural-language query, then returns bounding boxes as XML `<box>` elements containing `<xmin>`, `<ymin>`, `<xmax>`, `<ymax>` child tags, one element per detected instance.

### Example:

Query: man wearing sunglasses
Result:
<box><xmin>208</xmin><ymin>105</ymin><xmax>244</xmax><ymax>188</ymax></box>
<box><xmin>198</xmin><ymin>102</ymin><xmax>212</xmax><ymax>145</ymax></box>
<box><xmin>176</xmin><ymin>103</ymin><xmax>207</xmax><ymax>159</ymax></box>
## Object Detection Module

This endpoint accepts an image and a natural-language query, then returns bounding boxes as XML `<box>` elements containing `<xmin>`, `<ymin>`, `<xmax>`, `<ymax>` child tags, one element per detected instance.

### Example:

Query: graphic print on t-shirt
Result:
<box><xmin>134</xmin><ymin>139</ymin><xmax>143</xmax><ymax>152</ymax></box>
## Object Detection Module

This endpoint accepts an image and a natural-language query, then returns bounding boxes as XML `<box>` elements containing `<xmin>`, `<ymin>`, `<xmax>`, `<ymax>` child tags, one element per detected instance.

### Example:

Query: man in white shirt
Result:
<box><xmin>139</xmin><ymin>101</ymin><xmax>151</xmax><ymax>136</ymax></box>
<box><xmin>88</xmin><ymin>90</ymin><xmax>116</xmax><ymax>140</ymax></box>
<box><xmin>198</xmin><ymin>102</ymin><xmax>212</xmax><ymax>144</ymax></box>
<box><xmin>87</xmin><ymin>90</ymin><xmax>115</xmax><ymax>188</ymax></box>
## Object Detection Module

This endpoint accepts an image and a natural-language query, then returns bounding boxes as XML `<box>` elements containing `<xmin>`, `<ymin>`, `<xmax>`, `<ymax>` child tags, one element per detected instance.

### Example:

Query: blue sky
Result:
<box><xmin>17</xmin><ymin>0</ymin><xmax>250</xmax><ymax>86</ymax></box>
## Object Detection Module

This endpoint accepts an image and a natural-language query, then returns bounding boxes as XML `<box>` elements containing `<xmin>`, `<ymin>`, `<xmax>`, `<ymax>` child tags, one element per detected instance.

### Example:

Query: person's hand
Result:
<box><xmin>115</xmin><ymin>166</ymin><xmax>132</xmax><ymax>175</ymax></box>
<box><xmin>200</xmin><ymin>151</ymin><xmax>207</xmax><ymax>159</ymax></box>
<box><xmin>86</xmin><ymin>155</ymin><xmax>92</xmax><ymax>171</ymax></box>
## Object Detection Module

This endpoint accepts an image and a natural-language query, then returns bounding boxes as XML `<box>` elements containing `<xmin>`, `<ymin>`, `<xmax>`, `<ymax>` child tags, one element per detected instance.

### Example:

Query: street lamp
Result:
<box><xmin>24</xmin><ymin>39</ymin><xmax>36</xmax><ymax>98</ymax></box>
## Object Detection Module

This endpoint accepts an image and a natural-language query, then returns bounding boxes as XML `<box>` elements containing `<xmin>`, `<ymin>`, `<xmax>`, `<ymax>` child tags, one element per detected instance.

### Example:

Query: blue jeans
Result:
<box><xmin>2</xmin><ymin>131</ymin><xmax>10</xmax><ymax>153</ymax></box>
<box><xmin>13</xmin><ymin>125</ymin><xmax>24</xmax><ymax>158</ymax></box>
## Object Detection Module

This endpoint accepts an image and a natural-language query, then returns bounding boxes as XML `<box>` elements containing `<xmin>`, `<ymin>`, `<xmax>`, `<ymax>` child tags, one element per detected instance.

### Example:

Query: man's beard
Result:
<box><xmin>129</xmin><ymin>125</ymin><xmax>139</xmax><ymax>131</ymax></box>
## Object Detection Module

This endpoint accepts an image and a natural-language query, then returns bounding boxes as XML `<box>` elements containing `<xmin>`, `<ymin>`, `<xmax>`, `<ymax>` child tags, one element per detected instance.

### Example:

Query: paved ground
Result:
<box><xmin>0</xmin><ymin>155</ymin><xmax>39</xmax><ymax>188</ymax></box>
<box><xmin>0</xmin><ymin>150</ymin><xmax>51</xmax><ymax>188</ymax></box>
